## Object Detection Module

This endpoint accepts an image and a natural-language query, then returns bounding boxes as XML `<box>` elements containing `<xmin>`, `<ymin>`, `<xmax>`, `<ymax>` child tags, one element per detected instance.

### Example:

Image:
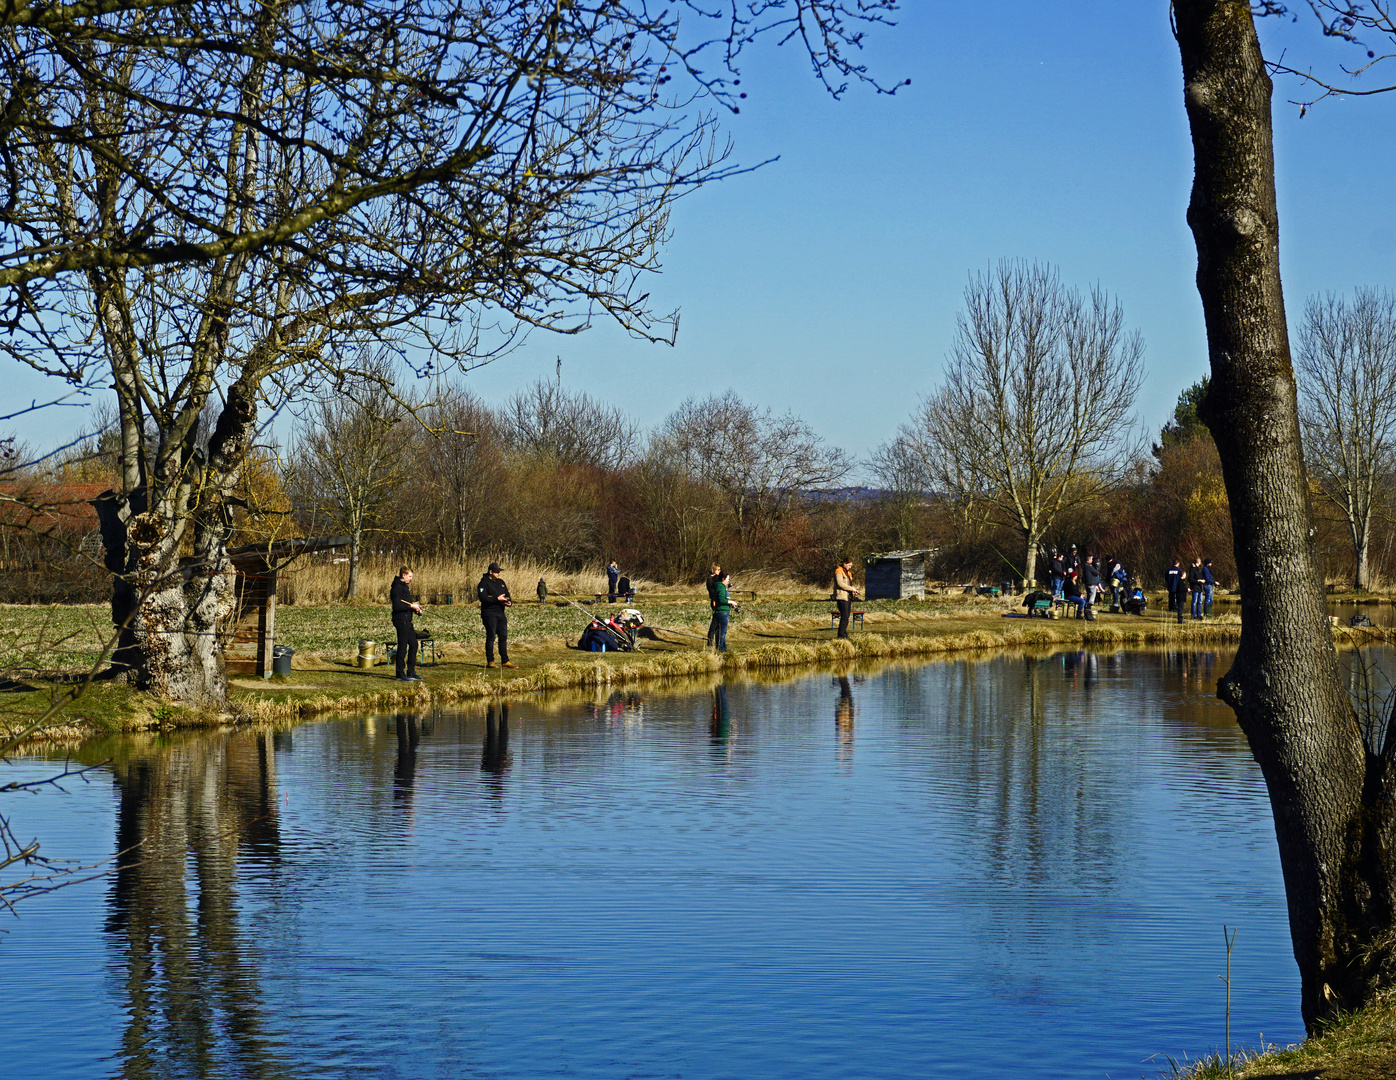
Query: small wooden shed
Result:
<box><xmin>864</xmin><ymin>549</ymin><xmax>935</xmax><ymax>601</ymax></box>
<box><xmin>226</xmin><ymin>535</ymin><xmax>349</xmax><ymax>677</ymax></box>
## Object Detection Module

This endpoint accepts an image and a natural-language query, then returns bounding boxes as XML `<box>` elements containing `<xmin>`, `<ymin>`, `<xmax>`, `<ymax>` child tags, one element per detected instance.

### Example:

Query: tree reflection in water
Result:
<box><xmin>105</xmin><ymin>731</ymin><xmax>290</xmax><ymax>1080</ymax></box>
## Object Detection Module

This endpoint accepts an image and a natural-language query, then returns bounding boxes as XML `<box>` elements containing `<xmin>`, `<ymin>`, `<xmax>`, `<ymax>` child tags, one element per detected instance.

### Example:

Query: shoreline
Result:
<box><xmin>8</xmin><ymin>602</ymin><xmax>1392</xmax><ymax>746</ymax></box>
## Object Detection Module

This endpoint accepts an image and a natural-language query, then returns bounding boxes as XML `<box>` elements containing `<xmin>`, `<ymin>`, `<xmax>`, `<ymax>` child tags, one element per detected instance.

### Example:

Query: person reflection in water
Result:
<box><xmin>482</xmin><ymin>703</ymin><xmax>511</xmax><ymax>799</ymax></box>
<box><xmin>710</xmin><ymin>685</ymin><xmax>731</xmax><ymax>741</ymax></box>
<box><xmin>394</xmin><ymin>713</ymin><xmax>420</xmax><ymax>817</ymax></box>
<box><xmin>836</xmin><ymin>675</ymin><xmax>855</xmax><ymax>760</ymax></box>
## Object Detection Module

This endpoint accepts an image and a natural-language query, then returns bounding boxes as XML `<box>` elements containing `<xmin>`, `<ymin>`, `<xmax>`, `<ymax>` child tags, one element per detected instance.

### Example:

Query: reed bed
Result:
<box><xmin>278</xmin><ymin>553</ymin><xmax>673</xmax><ymax>606</ymax></box>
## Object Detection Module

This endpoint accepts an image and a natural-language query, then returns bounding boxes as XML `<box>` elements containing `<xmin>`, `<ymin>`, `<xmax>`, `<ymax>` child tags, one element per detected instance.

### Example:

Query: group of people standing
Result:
<box><xmin>1166</xmin><ymin>557</ymin><xmax>1215</xmax><ymax>620</ymax></box>
<box><xmin>1045</xmin><ymin>547</ymin><xmax>1131</xmax><ymax>619</ymax></box>
<box><xmin>390</xmin><ymin>562</ymin><xmax>516</xmax><ymax>682</ymax></box>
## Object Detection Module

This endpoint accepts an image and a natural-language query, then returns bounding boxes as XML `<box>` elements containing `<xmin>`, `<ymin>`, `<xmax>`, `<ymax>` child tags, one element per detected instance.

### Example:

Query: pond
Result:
<box><xmin>2</xmin><ymin>648</ymin><xmax>1311</xmax><ymax>1079</ymax></box>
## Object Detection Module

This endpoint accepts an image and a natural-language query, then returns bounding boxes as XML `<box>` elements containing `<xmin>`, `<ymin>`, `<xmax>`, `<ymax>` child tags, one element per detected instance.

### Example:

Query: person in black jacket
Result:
<box><xmin>1166</xmin><ymin>558</ymin><xmax>1183</xmax><ymax>613</ymax></box>
<box><xmin>390</xmin><ymin>566</ymin><xmax>424</xmax><ymax>682</ymax></box>
<box><xmin>477</xmin><ymin>562</ymin><xmax>515</xmax><ymax>668</ymax></box>
<box><xmin>1081</xmin><ymin>556</ymin><xmax>1101</xmax><ymax>621</ymax></box>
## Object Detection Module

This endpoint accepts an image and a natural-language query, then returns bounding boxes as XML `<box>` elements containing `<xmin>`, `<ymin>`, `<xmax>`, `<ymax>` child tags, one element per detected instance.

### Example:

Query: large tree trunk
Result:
<box><xmin>1175</xmin><ymin>1</ymin><xmax>1396</xmax><ymax>1032</ymax></box>
<box><xmin>93</xmin><ymin>489</ymin><xmax>234</xmax><ymax>709</ymax></box>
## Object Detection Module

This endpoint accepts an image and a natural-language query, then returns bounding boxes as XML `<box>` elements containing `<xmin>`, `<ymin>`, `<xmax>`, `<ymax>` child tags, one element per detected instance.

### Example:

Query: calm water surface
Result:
<box><xmin>3</xmin><ymin>648</ymin><xmax>1308</xmax><ymax>1079</ymax></box>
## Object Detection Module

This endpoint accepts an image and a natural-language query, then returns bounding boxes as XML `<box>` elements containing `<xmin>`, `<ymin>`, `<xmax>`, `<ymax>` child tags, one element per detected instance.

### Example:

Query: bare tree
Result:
<box><xmin>659</xmin><ymin>391</ymin><xmax>853</xmax><ymax>548</ymax></box>
<box><xmin>501</xmin><ymin>380</ymin><xmax>639</xmax><ymax>470</ymax></box>
<box><xmin>409</xmin><ymin>388</ymin><xmax>507</xmax><ymax>562</ymax></box>
<box><xmin>288</xmin><ymin>381</ymin><xmax>412</xmax><ymax>599</ymax></box>
<box><xmin>629</xmin><ymin>435</ymin><xmax>730</xmax><ymax>581</ymax></box>
<box><xmin>1295</xmin><ymin>288</ymin><xmax>1396</xmax><ymax>590</ymax></box>
<box><xmin>0</xmin><ymin>0</ymin><xmax>898</xmax><ymax>706</ymax></box>
<box><xmin>905</xmin><ymin>261</ymin><xmax>1143</xmax><ymax>585</ymax></box>
<box><xmin>868</xmin><ymin>430</ymin><xmax>933</xmax><ymax>550</ymax></box>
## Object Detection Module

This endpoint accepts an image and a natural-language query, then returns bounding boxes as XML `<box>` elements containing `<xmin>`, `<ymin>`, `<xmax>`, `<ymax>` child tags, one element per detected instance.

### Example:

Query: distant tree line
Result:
<box><xmin>6</xmin><ymin>281</ymin><xmax>1396</xmax><ymax>601</ymax></box>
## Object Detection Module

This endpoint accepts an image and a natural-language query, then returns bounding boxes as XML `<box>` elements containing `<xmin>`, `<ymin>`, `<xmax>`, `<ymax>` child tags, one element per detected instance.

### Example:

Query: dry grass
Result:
<box><xmin>278</xmin><ymin>554</ymin><xmax>824</xmax><ymax>606</ymax></box>
<box><xmin>280</xmin><ymin>553</ymin><xmax>671</xmax><ymax>606</ymax></box>
<box><xmin>1164</xmin><ymin>989</ymin><xmax>1396</xmax><ymax>1079</ymax></box>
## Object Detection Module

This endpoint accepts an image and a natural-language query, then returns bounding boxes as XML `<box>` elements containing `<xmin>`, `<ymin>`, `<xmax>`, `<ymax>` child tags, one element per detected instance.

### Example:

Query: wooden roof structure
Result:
<box><xmin>226</xmin><ymin>535</ymin><xmax>349</xmax><ymax>678</ymax></box>
<box><xmin>863</xmin><ymin>549</ymin><xmax>936</xmax><ymax>601</ymax></box>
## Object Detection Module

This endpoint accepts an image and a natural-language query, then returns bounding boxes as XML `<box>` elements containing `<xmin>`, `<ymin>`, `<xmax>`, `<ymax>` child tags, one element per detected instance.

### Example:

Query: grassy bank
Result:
<box><xmin>1168</xmin><ymin>991</ymin><xmax>1396</xmax><ymax>1079</ymax></box>
<box><xmin>4</xmin><ymin>591</ymin><xmax>1390</xmax><ymax>744</ymax></box>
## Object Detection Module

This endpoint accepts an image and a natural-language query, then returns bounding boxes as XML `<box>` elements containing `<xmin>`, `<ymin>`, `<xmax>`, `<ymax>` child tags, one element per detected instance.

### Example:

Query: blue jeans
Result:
<box><xmin>1191</xmin><ymin>590</ymin><xmax>1204</xmax><ymax>618</ymax></box>
<box><xmin>1204</xmin><ymin>584</ymin><xmax>1213</xmax><ymax>612</ymax></box>
<box><xmin>713</xmin><ymin>610</ymin><xmax>729</xmax><ymax>652</ymax></box>
<box><xmin>1050</xmin><ymin>577</ymin><xmax>1063</xmax><ymax>598</ymax></box>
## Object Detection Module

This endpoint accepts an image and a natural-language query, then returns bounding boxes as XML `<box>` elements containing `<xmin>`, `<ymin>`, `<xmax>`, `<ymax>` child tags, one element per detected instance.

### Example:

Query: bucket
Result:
<box><xmin>272</xmin><ymin>645</ymin><xmax>294</xmax><ymax>677</ymax></box>
<box><xmin>356</xmin><ymin>640</ymin><xmax>376</xmax><ymax>669</ymax></box>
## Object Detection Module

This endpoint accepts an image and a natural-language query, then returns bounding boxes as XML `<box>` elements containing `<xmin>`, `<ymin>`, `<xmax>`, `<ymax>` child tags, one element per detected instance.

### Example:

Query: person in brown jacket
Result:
<box><xmin>832</xmin><ymin>557</ymin><xmax>860</xmax><ymax>639</ymax></box>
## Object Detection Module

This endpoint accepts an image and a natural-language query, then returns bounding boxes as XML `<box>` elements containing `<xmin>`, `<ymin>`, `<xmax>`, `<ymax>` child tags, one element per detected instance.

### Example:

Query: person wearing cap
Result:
<box><xmin>477</xmin><ymin>562</ymin><xmax>515</xmax><ymax>668</ymax></box>
<box><xmin>390</xmin><ymin>565</ymin><xmax>424</xmax><ymax>682</ymax></box>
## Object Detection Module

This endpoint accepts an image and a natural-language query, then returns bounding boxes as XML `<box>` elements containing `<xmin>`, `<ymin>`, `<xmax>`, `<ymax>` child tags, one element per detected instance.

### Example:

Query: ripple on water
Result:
<box><xmin>0</xmin><ymin>646</ymin><xmax>1312</xmax><ymax>1079</ymax></box>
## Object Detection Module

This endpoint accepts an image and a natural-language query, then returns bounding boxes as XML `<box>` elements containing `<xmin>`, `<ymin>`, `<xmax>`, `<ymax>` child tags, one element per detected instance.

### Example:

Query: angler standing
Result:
<box><xmin>390</xmin><ymin>566</ymin><xmax>424</xmax><ymax>682</ymax></box>
<box><xmin>706</xmin><ymin>562</ymin><xmax>723</xmax><ymax>647</ymax></box>
<box><xmin>477</xmin><ymin>561</ymin><xmax>516</xmax><ymax>669</ymax></box>
<box><xmin>832</xmin><ymin>556</ymin><xmax>860</xmax><ymax>639</ymax></box>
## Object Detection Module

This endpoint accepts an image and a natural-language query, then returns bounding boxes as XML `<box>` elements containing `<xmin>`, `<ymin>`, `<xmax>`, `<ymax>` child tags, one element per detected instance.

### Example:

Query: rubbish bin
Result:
<box><xmin>356</xmin><ymin>640</ymin><xmax>376</xmax><ymax>668</ymax></box>
<box><xmin>272</xmin><ymin>645</ymin><xmax>294</xmax><ymax>677</ymax></box>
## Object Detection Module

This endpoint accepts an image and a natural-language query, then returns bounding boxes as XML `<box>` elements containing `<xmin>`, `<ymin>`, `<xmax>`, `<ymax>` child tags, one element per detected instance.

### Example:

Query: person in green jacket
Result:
<box><xmin>711</xmin><ymin>572</ymin><xmax>732</xmax><ymax>653</ymax></box>
<box><xmin>705</xmin><ymin>562</ymin><xmax>722</xmax><ymax>647</ymax></box>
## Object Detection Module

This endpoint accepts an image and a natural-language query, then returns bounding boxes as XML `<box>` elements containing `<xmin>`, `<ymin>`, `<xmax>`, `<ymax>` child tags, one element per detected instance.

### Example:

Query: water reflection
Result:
<box><xmin>482</xmin><ymin>702</ymin><xmax>512</xmax><ymax>785</ymax></box>
<box><xmin>6</xmin><ymin>645</ymin><xmax>1327</xmax><ymax>1080</ymax></box>
<box><xmin>105</xmin><ymin>732</ymin><xmax>289</xmax><ymax>1080</ymax></box>
<box><xmin>835</xmin><ymin>675</ymin><xmax>855</xmax><ymax>762</ymax></box>
<box><xmin>710</xmin><ymin>685</ymin><xmax>730</xmax><ymax>742</ymax></box>
<box><xmin>393</xmin><ymin>712</ymin><xmax>420</xmax><ymax>815</ymax></box>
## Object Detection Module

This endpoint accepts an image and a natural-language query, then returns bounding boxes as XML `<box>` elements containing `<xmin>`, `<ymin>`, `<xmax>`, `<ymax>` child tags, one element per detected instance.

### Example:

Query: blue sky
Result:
<box><xmin>9</xmin><ymin>3</ymin><xmax>1395</xmax><ymax>473</ymax></box>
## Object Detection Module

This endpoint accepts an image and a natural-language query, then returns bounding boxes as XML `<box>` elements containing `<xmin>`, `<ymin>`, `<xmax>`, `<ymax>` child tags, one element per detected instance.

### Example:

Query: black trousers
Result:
<box><xmin>482</xmin><ymin>611</ymin><xmax>509</xmax><ymax>663</ymax></box>
<box><xmin>393</xmin><ymin>617</ymin><xmax>418</xmax><ymax>677</ymax></box>
<box><xmin>836</xmin><ymin>598</ymin><xmax>852</xmax><ymax>638</ymax></box>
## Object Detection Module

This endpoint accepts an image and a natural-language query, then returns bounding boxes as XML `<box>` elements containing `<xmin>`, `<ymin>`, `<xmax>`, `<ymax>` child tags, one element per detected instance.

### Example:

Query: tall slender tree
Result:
<box><xmin>903</xmin><ymin>261</ymin><xmax>1144</xmax><ymax>585</ymax></box>
<box><xmin>1174</xmin><ymin>0</ymin><xmax>1396</xmax><ymax>1030</ymax></box>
